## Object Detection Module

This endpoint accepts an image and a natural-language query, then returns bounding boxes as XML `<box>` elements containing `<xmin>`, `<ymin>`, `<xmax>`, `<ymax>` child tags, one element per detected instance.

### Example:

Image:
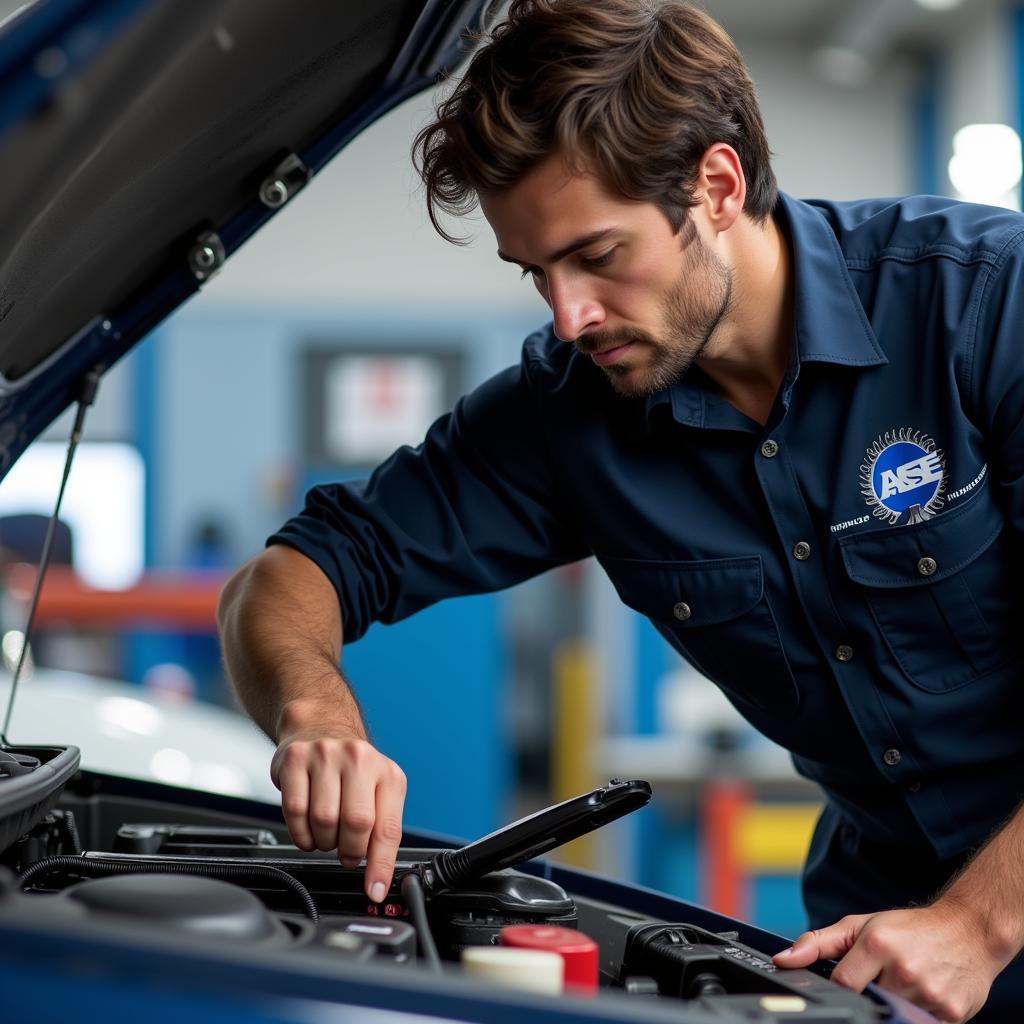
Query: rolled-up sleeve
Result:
<box><xmin>267</xmin><ymin>344</ymin><xmax>590</xmax><ymax>643</ymax></box>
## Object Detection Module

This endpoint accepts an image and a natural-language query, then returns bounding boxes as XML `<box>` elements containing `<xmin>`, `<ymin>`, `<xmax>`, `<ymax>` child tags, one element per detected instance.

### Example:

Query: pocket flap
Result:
<box><xmin>839</xmin><ymin>484</ymin><xmax>1003</xmax><ymax>589</ymax></box>
<box><xmin>601</xmin><ymin>555</ymin><xmax>764</xmax><ymax>626</ymax></box>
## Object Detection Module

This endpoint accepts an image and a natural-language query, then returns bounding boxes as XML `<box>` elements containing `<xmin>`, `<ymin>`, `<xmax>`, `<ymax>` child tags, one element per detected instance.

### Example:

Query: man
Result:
<box><xmin>217</xmin><ymin>2</ymin><xmax>1024</xmax><ymax>1019</ymax></box>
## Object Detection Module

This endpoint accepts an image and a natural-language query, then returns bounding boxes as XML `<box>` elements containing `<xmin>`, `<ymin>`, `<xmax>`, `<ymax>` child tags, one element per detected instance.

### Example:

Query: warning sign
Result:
<box><xmin>324</xmin><ymin>355</ymin><xmax>445</xmax><ymax>464</ymax></box>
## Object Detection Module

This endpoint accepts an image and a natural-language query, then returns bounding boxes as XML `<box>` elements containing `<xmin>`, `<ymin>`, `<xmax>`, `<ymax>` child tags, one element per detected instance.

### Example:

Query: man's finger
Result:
<box><xmin>307</xmin><ymin>759</ymin><xmax>342</xmax><ymax>851</ymax></box>
<box><xmin>774</xmin><ymin>915</ymin><xmax>872</xmax><ymax>968</ymax></box>
<box><xmin>337</xmin><ymin>773</ymin><xmax>377</xmax><ymax>866</ymax></box>
<box><xmin>277</xmin><ymin>763</ymin><xmax>314</xmax><ymax>851</ymax></box>
<box><xmin>830</xmin><ymin>939</ymin><xmax>887</xmax><ymax>993</ymax></box>
<box><xmin>364</xmin><ymin>766</ymin><xmax>407</xmax><ymax>903</ymax></box>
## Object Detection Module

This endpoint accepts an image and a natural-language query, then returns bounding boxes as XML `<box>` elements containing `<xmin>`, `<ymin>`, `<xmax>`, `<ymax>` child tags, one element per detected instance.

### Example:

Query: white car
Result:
<box><xmin>6</xmin><ymin>668</ymin><xmax>277</xmax><ymax>803</ymax></box>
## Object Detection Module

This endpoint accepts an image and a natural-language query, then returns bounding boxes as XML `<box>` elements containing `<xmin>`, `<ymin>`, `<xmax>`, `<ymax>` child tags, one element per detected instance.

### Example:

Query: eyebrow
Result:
<box><xmin>497</xmin><ymin>227</ymin><xmax>620</xmax><ymax>267</ymax></box>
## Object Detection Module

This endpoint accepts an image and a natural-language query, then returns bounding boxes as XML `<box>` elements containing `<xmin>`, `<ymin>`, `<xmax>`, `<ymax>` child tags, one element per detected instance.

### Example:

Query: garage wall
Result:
<box><xmin>739</xmin><ymin>35</ymin><xmax>914</xmax><ymax>201</ymax></box>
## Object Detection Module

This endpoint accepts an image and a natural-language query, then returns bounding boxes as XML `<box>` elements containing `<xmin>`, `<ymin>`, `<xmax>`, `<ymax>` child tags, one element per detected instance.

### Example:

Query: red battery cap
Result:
<box><xmin>499</xmin><ymin>924</ymin><xmax>599</xmax><ymax>992</ymax></box>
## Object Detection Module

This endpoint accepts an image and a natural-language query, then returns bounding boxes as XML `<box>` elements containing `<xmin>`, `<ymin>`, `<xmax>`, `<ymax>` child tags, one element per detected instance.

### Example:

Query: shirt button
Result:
<box><xmin>672</xmin><ymin>601</ymin><xmax>692</xmax><ymax>621</ymax></box>
<box><xmin>760</xmin><ymin>439</ymin><xmax>779</xmax><ymax>458</ymax></box>
<box><xmin>917</xmin><ymin>556</ymin><xmax>937</xmax><ymax>576</ymax></box>
<box><xmin>883</xmin><ymin>748</ymin><xmax>901</xmax><ymax>766</ymax></box>
<box><xmin>793</xmin><ymin>541</ymin><xmax>811</xmax><ymax>561</ymax></box>
<box><xmin>907</xmin><ymin>781</ymin><xmax>921</xmax><ymax>793</ymax></box>
<box><xmin>834</xmin><ymin>644</ymin><xmax>854</xmax><ymax>662</ymax></box>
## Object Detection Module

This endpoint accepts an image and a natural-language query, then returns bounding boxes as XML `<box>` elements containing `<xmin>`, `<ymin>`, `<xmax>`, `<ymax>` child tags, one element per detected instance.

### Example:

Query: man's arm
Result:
<box><xmin>774</xmin><ymin>804</ymin><xmax>1024</xmax><ymax>1022</ymax></box>
<box><xmin>217</xmin><ymin>543</ymin><xmax>406</xmax><ymax>904</ymax></box>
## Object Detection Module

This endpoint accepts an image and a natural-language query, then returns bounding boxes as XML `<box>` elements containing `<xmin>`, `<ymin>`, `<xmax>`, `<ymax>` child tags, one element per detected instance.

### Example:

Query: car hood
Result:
<box><xmin>0</xmin><ymin>0</ymin><xmax>490</xmax><ymax>480</ymax></box>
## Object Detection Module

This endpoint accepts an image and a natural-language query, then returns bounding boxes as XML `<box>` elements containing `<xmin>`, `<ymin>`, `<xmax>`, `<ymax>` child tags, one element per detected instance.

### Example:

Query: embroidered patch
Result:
<box><xmin>859</xmin><ymin>428</ymin><xmax>946</xmax><ymax>525</ymax></box>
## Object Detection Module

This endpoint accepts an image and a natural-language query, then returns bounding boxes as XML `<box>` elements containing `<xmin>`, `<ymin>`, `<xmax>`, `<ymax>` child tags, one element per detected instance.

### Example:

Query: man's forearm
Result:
<box><xmin>217</xmin><ymin>544</ymin><xmax>366</xmax><ymax>741</ymax></box>
<box><xmin>218</xmin><ymin>544</ymin><xmax>403</xmax><ymax>900</ymax></box>
<box><xmin>936</xmin><ymin>801</ymin><xmax>1024</xmax><ymax>965</ymax></box>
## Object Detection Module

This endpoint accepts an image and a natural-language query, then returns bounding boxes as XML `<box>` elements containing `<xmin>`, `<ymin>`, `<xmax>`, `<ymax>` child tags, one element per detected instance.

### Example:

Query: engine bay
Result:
<box><xmin>0</xmin><ymin>767</ymin><xmax>900</xmax><ymax>1023</ymax></box>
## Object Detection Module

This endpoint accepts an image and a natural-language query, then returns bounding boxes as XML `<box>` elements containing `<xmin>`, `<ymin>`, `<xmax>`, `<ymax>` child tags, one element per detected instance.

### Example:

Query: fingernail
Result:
<box><xmin>370</xmin><ymin>882</ymin><xmax>386</xmax><ymax>903</ymax></box>
<box><xmin>776</xmin><ymin>947</ymin><xmax>794</xmax><ymax>957</ymax></box>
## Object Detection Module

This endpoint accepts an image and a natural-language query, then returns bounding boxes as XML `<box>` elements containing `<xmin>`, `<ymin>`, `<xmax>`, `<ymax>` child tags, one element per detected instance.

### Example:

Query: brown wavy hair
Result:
<box><xmin>414</xmin><ymin>0</ymin><xmax>777</xmax><ymax>243</ymax></box>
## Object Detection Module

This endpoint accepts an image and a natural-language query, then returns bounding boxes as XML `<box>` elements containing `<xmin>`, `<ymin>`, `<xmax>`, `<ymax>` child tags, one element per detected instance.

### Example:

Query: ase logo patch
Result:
<box><xmin>859</xmin><ymin>428</ymin><xmax>946</xmax><ymax>525</ymax></box>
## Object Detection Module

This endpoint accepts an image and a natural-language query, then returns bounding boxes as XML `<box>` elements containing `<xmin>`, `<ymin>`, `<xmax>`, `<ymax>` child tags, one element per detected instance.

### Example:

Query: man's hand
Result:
<box><xmin>773</xmin><ymin>901</ymin><xmax>1009</xmax><ymax>1022</ymax></box>
<box><xmin>271</xmin><ymin>720</ymin><xmax>407</xmax><ymax>905</ymax></box>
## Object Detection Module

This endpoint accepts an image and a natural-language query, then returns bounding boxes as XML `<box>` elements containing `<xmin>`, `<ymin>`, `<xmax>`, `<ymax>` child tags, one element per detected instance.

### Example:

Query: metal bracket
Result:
<box><xmin>187</xmin><ymin>230</ymin><xmax>226</xmax><ymax>282</ymax></box>
<box><xmin>258</xmin><ymin>153</ymin><xmax>312</xmax><ymax>209</ymax></box>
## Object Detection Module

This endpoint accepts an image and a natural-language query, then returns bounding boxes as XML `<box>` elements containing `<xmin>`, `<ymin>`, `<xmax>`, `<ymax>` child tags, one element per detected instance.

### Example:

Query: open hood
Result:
<box><xmin>0</xmin><ymin>0</ymin><xmax>491</xmax><ymax>481</ymax></box>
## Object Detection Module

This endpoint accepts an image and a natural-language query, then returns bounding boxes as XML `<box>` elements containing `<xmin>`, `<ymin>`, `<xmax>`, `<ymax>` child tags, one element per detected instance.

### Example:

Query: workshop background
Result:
<box><xmin>1</xmin><ymin>0</ymin><xmax>1020</xmax><ymax>939</ymax></box>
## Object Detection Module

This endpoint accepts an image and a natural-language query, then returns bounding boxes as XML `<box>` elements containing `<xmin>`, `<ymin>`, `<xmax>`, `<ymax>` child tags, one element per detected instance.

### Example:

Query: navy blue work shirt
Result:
<box><xmin>271</xmin><ymin>192</ymin><xmax>1024</xmax><ymax>860</ymax></box>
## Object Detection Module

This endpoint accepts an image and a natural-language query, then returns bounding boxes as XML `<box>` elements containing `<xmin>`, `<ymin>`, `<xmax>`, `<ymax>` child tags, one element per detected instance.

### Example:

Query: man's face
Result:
<box><xmin>480</xmin><ymin>153</ymin><xmax>733</xmax><ymax>398</ymax></box>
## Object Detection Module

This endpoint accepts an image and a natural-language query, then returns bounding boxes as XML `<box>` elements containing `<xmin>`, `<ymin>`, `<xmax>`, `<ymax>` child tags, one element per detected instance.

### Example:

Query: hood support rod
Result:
<box><xmin>1</xmin><ymin>367</ymin><xmax>101</xmax><ymax>745</ymax></box>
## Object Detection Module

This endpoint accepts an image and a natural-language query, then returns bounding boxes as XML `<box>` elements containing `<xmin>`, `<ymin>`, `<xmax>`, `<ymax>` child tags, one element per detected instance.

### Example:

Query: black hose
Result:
<box><xmin>17</xmin><ymin>856</ymin><xmax>319</xmax><ymax>923</ymax></box>
<box><xmin>55</xmin><ymin>811</ymin><xmax>82</xmax><ymax>855</ymax></box>
<box><xmin>401</xmin><ymin>870</ymin><xmax>442</xmax><ymax>972</ymax></box>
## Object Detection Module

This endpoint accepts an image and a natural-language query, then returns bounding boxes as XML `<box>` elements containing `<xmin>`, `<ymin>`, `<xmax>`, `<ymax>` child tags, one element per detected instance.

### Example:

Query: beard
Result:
<box><xmin>576</xmin><ymin>230</ymin><xmax>734</xmax><ymax>399</ymax></box>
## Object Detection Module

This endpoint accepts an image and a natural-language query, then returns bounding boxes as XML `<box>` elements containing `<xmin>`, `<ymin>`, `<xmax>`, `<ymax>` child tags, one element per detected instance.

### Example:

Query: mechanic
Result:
<box><xmin>217</xmin><ymin>2</ymin><xmax>1024</xmax><ymax>1020</ymax></box>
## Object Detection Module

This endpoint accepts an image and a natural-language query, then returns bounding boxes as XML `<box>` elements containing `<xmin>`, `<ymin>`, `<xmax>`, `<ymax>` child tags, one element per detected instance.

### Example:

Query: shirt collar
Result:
<box><xmin>779</xmin><ymin>191</ymin><xmax>888</xmax><ymax>368</ymax></box>
<box><xmin>637</xmin><ymin>191</ymin><xmax>888</xmax><ymax>434</ymax></box>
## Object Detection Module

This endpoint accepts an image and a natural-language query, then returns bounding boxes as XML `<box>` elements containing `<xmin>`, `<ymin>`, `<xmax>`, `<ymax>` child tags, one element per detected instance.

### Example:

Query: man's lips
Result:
<box><xmin>588</xmin><ymin>340</ymin><xmax>635</xmax><ymax>366</ymax></box>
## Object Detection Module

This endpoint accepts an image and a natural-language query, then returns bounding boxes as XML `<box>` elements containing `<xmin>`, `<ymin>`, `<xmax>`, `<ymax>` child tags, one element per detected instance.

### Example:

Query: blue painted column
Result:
<box><xmin>912</xmin><ymin>53</ymin><xmax>942</xmax><ymax>195</ymax></box>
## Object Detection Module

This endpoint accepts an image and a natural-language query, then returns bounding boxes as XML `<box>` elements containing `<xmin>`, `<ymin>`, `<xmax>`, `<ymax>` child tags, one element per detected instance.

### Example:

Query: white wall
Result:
<box><xmin>737</xmin><ymin>35</ymin><xmax>914</xmax><ymax>200</ymax></box>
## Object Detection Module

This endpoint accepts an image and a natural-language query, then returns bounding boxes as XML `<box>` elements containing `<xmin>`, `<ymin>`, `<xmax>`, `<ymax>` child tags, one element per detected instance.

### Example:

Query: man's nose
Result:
<box><xmin>549</xmin><ymin>278</ymin><xmax>604</xmax><ymax>342</ymax></box>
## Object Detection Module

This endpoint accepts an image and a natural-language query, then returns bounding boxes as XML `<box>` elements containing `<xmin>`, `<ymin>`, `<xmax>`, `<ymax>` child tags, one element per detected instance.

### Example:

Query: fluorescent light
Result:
<box><xmin>948</xmin><ymin>124</ymin><xmax>1022</xmax><ymax>209</ymax></box>
<box><xmin>914</xmin><ymin>0</ymin><xmax>963</xmax><ymax>10</ymax></box>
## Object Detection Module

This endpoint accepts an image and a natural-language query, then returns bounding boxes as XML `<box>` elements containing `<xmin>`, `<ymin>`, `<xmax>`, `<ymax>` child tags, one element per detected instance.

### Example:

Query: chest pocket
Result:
<box><xmin>839</xmin><ymin>482</ymin><xmax>1016</xmax><ymax>693</ymax></box>
<box><xmin>599</xmin><ymin>554</ymin><xmax>799</xmax><ymax>712</ymax></box>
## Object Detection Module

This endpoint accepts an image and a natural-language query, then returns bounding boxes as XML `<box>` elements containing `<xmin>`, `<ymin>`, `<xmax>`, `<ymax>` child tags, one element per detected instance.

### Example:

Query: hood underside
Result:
<box><xmin>0</xmin><ymin>0</ymin><xmax>489</xmax><ymax>478</ymax></box>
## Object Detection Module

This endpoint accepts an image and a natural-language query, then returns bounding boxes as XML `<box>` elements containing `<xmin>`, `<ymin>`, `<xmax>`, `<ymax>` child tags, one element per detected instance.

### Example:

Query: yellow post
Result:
<box><xmin>736</xmin><ymin>803</ymin><xmax>821</xmax><ymax>873</ymax></box>
<box><xmin>551</xmin><ymin>640</ymin><xmax>597</xmax><ymax>869</ymax></box>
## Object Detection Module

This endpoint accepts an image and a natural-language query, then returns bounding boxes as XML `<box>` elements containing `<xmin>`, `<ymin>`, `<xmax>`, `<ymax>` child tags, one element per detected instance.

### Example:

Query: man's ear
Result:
<box><xmin>695</xmin><ymin>143</ymin><xmax>746</xmax><ymax>234</ymax></box>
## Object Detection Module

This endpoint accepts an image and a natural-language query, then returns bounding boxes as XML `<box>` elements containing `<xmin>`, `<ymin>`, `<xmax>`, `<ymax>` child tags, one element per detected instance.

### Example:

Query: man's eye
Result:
<box><xmin>519</xmin><ymin>266</ymin><xmax>542</xmax><ymax>280</ymax></box>
<box><xmin>583</xmin><ymin>249</ymin><xmax>615</xmax><ymax>269</ymax></box>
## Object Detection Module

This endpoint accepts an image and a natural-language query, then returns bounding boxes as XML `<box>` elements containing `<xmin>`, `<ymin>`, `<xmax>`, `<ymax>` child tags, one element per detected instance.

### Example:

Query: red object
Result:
<box><xmin>700</xmin><ymin>778</ymin><xmax>753</xmax><ymax>921</ymax></box>
<box><xmin>500</xmin><ymin>924</ymin><xmax>599</xmax><ymax>992</ymax></box>
<box><xmin>6</xmin><ymin>564</ymin><xmax>225</xmax><ymax>631</ymax></box>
